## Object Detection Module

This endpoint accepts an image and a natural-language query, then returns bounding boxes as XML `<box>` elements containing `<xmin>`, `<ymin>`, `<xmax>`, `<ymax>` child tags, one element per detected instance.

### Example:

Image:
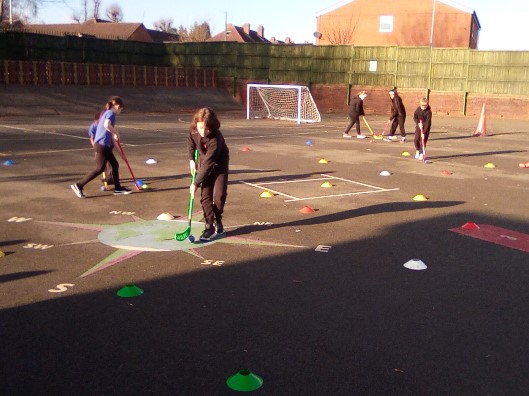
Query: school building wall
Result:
<box><xmin>316</xmin><ymin>0</ymin><xmax>478</xmax><ymax>48</ymax></box>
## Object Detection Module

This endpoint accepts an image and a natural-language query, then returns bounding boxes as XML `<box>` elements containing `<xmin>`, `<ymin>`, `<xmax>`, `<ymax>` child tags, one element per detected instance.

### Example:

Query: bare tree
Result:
<box><xmin>175</xmin><ymin>20</ymin><xmax>211</xmax><ymax>42</ymax></box>
<box><xmin>176</xmin><ymin>24</ymin><xmax>189</xmax><ymax>41</ymax></box>
<box><xmin>154</xmin><ymin>18</ymin><xmax>176</xmax><ymax>33</ymax></box>
<box><xmin>92</xmin><ymin>0</ymin><xmax>101</xmax><ymax>19</ymax></box>
<box><xmin>325</xmin><ymin>13</ymin><xmax>360</xmax><ymax>45</ymax></box>
<box><xmin>0</xmin><ymin>0</ymin><xmax>7</xmax><ymax>23</ymax></box>
<box><xmin>105</xmin><ymin>3</ymin><xmax>122</xmax><ymax>22</ymax></box>
<box><xmin>1</xmin><ymin>0</ymin><xmax>42</xmax><ymax>23</ymax></box>
<box><xmin>80</xmin><ymin>0</ymin><xmax>88</xmax><ymax>21</ymax></box>
<box><xmin>70</xmin><ymin>0</ymin><xmax>103</xmax><ymax>23</ymax></box>
<box><xmin>188</xmin><ymin>21</ymin><xmax>210</xmax><ymax>42</ymax></box>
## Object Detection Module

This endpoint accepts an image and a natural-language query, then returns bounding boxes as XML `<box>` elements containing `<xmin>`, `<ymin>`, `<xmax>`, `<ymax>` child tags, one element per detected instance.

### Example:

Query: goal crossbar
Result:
<box><xmin>246</xmin><ymin>84</ymin><xmax>321</xmax><ymax>124</ymax></box>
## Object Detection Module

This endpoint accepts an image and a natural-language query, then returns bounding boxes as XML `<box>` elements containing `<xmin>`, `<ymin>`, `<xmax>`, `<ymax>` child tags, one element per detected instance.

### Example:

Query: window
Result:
<box><xmin>379</xmin><ymin>15</ymin><xmax>393</xmax><ymax>33</ymax></box>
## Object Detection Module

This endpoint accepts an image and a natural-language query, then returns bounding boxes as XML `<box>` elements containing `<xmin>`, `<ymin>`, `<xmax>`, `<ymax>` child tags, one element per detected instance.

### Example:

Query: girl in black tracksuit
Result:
<box><xmin>188</xmin><ymin>107</ymin><xmax>229</xmax><ymax>241</ymax></box>
<box><xmin>343</xmin><ymin>91</ymin><xmax>367</xmax><ymax>138</ymax></box>
<box><xmin>387</xmin><ymin>89</ymin><xmax>407</xmax><ymax>141</ymax></box>
<box><xmin>413</xmin><ymin>98</ymin><xmax>432</xmax><ymax>159</ymax></box>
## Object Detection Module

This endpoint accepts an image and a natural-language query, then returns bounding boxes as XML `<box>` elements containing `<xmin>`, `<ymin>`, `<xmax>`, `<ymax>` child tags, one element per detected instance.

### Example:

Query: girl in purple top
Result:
<box><xmin>71</xmin><ymin>96</ymin><xmax>130</xmax><ymax>198</ymax></box>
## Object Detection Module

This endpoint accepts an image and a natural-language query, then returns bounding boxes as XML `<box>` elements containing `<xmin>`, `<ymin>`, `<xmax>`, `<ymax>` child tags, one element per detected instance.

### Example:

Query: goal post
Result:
<box><xmin>246</xmin><ymin>84</ymin><xmax>321</xmax><ymax>124</ymax></box>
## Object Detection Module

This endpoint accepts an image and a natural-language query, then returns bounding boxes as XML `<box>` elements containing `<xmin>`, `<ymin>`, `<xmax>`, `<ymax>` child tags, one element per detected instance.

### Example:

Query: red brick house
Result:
<box><xmin>208</xmin><ymin>23</ymin><xmax>270</xmax><ymax>43</ymax></box>
<box><xmin>21</xmin><ymin>19</ymin><xmax>179</xmax><ymax>43</ymax></box>
<box><xmin>315</xmin><ymin>0</ymin><xmax>480</xmax><ymax>48</ymax></box>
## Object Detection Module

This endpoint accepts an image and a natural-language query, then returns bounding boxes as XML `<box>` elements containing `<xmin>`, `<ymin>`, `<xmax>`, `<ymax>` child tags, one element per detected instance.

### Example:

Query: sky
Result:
<box><xmin>35</xmin><ymin>0</ymin><xmax>529</xmax><ymax>50</ymax></box>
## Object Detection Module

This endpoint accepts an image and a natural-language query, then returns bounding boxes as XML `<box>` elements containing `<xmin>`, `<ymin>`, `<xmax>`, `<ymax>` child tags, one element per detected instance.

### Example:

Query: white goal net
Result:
<box><xmin>246</xmin><ymin>84</ymin><xmax>321</xmax><ymax>124</ymax></box>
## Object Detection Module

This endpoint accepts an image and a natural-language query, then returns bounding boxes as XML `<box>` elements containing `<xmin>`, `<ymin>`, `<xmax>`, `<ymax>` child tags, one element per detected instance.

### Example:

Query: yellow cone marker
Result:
<box><xmin>260</xmin><ymin>190</ymin><xmax>273</xmax><ymax>198</ymax></box>
<box><xmin>401</xmin><ymin>151</ymin><xmax>411</xmax><ymax>157</ymax></box>
<box><xmin>318</xmin><ymin>158</ymin><xmax>329</xmax><ymax>164</ymax></box>
<box><xmin>0</xmin><ymin>250</ymin><xmax>5</xmax><ymax>258</ymax></box>
<box><xmin>484</xmin><ymin>162</ymin><xmax>496</xmax><ymax>168</ymax></box>
<box><xmin>320</xmin><ymin>181</ymin><xmax>333</xmax><ymax>188</ymax></box>
<box><xmin>413</xmin><ymin>194</ymin><xmax>428</xmax><ymax>201</ymax></box>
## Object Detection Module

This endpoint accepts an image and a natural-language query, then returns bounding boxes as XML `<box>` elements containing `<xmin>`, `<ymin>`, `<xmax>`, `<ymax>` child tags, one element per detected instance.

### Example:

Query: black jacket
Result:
<box><xmin>390</xmin><ymin>94</ymin><xmax>406</xmax><ymax>119</ymax></box>
<box><xmin>348</xmin><ymin>96</ymin><xmax>365</xmax><ymax>117</ymax></box>
<box><xmin>413</xmin><ymin>105</ymin><xmax>432</xmax><ymax>134</ymax></box>
<box><xmin>188</xmin><ymin>129</ymin><xmax>229</xmax><ymax>187</ymax></box>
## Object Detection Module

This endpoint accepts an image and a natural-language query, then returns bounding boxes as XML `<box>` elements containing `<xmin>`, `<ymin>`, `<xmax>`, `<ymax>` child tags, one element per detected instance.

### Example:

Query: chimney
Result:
<box><xmin>285</xmin><ymin>37</ymin><xmax>292</xmax><ymax>44</ymax></box>
<box><xmin>242</xmin><ymin>23</ymin><xmax>250</xmax><ymax>34</ymax></box>
<box><xmin>257</xmin><ymin>24</ymin><xmax>264</xmax><ymax>38</ymax></box>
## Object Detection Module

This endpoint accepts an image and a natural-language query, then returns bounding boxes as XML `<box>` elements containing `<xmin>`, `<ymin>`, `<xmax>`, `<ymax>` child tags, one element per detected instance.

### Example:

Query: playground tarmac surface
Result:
<box><xmin>1</xmin><ymin>87</ymin><xmax>529</xmax><ymax>395</ymax></box>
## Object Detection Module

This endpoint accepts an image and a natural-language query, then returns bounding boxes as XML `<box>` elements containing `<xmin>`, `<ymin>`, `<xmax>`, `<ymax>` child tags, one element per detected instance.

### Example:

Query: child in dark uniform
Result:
<box><xmin>413</xmin><ymin>97</ymin><xmax>432</xmax><ymax>160</ymax></box>
<box><xmin>343</xmin><ymin>91</ymin><xmax>368</xmax><ymax>139</ymax></box>
<box><xmin>188</xmin><ymin>108</ymin><xmax>230</xmax><ymax>241</ymax></box>
<box><xmin>386</xmin><ymin>89</ymin><xmax>407</xmax><ymax>142</ymax></box>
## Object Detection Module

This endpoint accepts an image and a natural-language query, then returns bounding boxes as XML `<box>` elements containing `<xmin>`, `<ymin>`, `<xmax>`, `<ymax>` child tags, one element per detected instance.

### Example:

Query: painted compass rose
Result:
<box><xmin>39</xmin><ymin>215</ymin><xmax>306</xmax><ymax>277</ymax></box>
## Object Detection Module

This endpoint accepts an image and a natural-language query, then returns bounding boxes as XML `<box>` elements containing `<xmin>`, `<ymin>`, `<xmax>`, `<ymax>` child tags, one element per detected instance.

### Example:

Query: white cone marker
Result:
<box><xmin>403</xmin><ymin>259</ymin><xmax>427</xmax><ymax>270</ymax></box>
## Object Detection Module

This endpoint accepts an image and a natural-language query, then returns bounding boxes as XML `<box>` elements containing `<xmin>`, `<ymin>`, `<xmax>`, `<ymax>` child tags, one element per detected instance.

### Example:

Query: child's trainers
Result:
<box><xmin>215</xmin><ymin>220</ymin><xmax>225</xmax><ymax>236</ymax></box>
<box><xmin>113</xmin><ymin>187</ymin><xmax>132</xmax><ymax>195</ymax></box>
<box><xmin>401</xmin><ymin>136</ymin><xmax>407</xmax><ymax>142</ymax></box>
<box><xmin>70</xmin><ymin>183</ymin><xmax>86</xmax><ymax>198</ymax></box>
<box><xmin>342</xmin><ymin>133</ymin><xmax>352</xmax><ymax>139</ymax></box>
<box><xmin>419</xmin><ymin>153</ymin><xmax>424</xmax><ymax>160</ymax></box>
<box><xmin>415</xmin><ymin>150</ymin><xmax>420</xmax><ymax>159</ymax></box>
<box><xmin>200</xmin><ymin>225</ymin><xmax>216</xmax><ymax>241</ymax></box>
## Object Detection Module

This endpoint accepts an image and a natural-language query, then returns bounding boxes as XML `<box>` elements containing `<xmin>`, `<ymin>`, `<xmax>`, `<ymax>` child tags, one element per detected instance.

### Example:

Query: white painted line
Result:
<box><xmin>321</xmin><ymin>174</ymin><xmax>388</xmax><ymax>190</ymax></box>
<box><xmin>240</xmin><ymin>180</ymin><xmax>298</xmax><ymax>199</ymax></box>
<box><xmin>284</xmin><ymin>188</ymin><xmax>400</xmax><ymax>202</ymax></box>
<box><xmin>254</xmin><ymin>176</ymin><xmax>333</xmax><ymax>186</ymax></box>
<box><xmin>0</xmin><ymin>124</ymin><xmax>89</xmax><ymax>140</ymax></box>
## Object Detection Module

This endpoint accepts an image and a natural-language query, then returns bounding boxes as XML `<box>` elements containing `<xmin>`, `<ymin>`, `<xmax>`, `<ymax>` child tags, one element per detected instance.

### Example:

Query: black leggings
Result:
<box><xmin>389</xmin><ymin>115</ymin><xmax>406</xmax><ymax>137</ymax></box>
<box><xmin>200</xmin><ymin>168</ymin><xmax>228</xmax><ymax>226</ymax></box>
<box><xmin>344</xmin><ymin>115</ymin><xmax>361</xmax><ymax>134</ymax></box>
<box><xmin>414</xmin><ymin>127</ymin><xmax>430</xmax><ymax>152</ymax></box>
<box><xmin>77</xmin><ymin>143</ymin><xmax>121</xmax><ymax>189</ymax></box>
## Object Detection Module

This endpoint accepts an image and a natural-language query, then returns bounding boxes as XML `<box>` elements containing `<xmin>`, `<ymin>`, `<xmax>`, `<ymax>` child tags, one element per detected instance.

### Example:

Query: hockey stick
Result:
<box><xmin>419</xmin><ymin>122</ymin><xmax>428</xmax><ymax>163</ymax></box>
<box><xmin>115</xmin><ymin>139</ymin><xmax>141</xmax><ymax>190</ymax></box>
<box><xmin>174</xmin><ymin>149</ymin><xmax>199</xmax><ymax>241</ymax></box>
<box><xmin>379</xmin><ymin>120</ymin><xmax>390</xmax><ymax>137</ymax></box>
<box><xmin>362</xmin><ymin>116</ymin><xmax>385</xmax><ymax>139</ymax></box>
<box><xmin>101</xmin><ymin>172</ymin><xmax>108</xmax><ymax>190</ymax></box>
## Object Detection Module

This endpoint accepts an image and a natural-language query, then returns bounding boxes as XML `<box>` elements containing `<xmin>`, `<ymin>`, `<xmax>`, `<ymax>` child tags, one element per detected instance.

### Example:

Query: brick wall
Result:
<box><xmin>222</xmin><ymin>78</ymin><xmax>529</xmax><ymax>120</ymax></box>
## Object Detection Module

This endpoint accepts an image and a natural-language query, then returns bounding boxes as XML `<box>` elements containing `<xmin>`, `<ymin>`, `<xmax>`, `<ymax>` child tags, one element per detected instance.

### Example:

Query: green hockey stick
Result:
<box><xmin>175</xmin><ymin>149</ymin><xmax>199</xmax><ymax>241</ymax></box>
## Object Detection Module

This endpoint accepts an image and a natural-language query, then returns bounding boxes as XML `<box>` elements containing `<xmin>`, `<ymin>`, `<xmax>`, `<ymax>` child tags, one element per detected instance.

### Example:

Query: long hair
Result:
<box><xmin>191</xmin><ymin>107</ymin><xmax>220</xmax><ymax>136</ymax></box>
<box><xmin>105</xmin><ymin>96</ymin><xmax>124</xmax><ymax>110</ymax></box>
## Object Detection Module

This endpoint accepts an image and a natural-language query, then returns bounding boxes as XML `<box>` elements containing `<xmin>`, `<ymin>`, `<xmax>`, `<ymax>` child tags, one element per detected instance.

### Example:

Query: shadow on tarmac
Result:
<box><xmin>1</xmin><ymin>211</ymin><xmax>529</xmax><ymax>394</ymax></box>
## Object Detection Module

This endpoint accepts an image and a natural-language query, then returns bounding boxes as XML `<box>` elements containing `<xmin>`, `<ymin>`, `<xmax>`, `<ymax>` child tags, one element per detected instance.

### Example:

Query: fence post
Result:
<box><xmin>32</xmin><ymin>61</ymin><xmax>38</xmax><ymax>85</ymax></box>
<box><xmin>47</xmin><ymin>61</ymin><xmax>52</xmax><ymax>85</ymax></box>
<box><xmin>2</xmin><ymin>61</ymin><xmax>7</xmax><ymax>84</ymax></box>
<box><xmin>18</xmin><ymin>61</ymin><xmax>23</xmax><ymax>84</ymax></box>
